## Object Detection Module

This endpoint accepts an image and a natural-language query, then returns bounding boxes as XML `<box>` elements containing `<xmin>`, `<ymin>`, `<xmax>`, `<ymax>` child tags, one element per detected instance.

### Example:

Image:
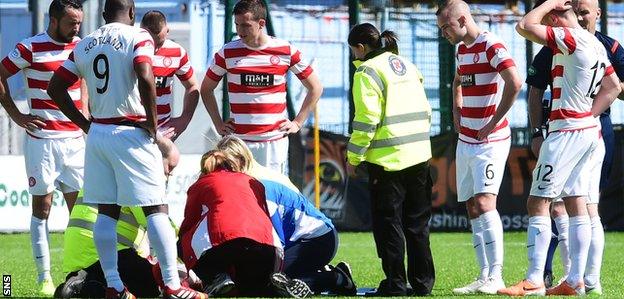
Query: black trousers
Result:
<box><xmin>192</xmin><ymin>238</ymin><xmax>279</xmax><ymax>297</ymax></box>
<box><xmin>283</xmin><ymin>230</ymin><xmax>337</xmax><ymax>293</ymax></box>
<box><xmin>367</xmin><ymin>161</ymin><xmax>435</xmax><ymax>296</ymax></box>
<box><xmin>56</xmin><ymin>248</ymin><xmax>160</xmax><ymax>298</ymax></box>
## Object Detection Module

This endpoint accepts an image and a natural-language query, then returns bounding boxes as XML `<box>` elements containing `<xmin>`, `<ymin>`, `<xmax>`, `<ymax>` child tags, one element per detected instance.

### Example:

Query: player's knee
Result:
<box><xmin>31</xmin><ymin>194</ymin><xmax>53</xmax><ymax>219</ymax></box>
<box><xmin>526</xmin><ymin>196</ymin><xmax>550</xmax><ymax>216</ymax></box>
<box><xmin>563</xmin><ymin>197</ymin><xmax>588</xmax><ymax>216</ymax></box>
<box><xmin>586</xmin><ymin>203</ymin><xmax>599</xmax><ymax>217</ymax></box>
<box><xmin>473</xmin><ymin>193</ymin><xmax>496</xmax><ymax>214</ymax></box>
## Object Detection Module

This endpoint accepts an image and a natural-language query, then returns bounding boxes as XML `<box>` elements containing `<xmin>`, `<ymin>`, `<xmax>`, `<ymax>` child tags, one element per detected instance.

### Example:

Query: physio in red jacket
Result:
<box><xmin>178</xmin><ymin>149</ymin><xmax>310</xmax><ymax>298</ymax></box>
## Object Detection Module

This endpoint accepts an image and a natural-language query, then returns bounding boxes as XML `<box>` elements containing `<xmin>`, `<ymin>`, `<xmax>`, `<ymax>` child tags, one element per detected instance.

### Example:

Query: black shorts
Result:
<box><xmin>58</xmin><ymin>248</ymin><xmax>159</xmax><ymax>298</ymax></box>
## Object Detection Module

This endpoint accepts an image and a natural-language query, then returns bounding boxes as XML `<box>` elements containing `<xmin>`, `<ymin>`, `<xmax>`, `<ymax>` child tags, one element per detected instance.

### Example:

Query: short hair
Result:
<box><xmin>48</xmin><ymin>0</ymin><xmax>82</xmax><ymax>20</ymax></box>
<box><xmin>436</xmin><ymin>0</ymin><xmax>470</xmax><ymax>17</ymax></box>
<box><xmin>233</xmin><ymin>0</ymin><xmax>267</xmax><ymax>21</ymax></box>
<box><xmin>104</xmin><ymin>0</ymin><xmax>134</xmax><ymax>18</ymax></box>
<box><xmin>141</xmin><ymin>10</ymin><xmax>167</xmax><ymax>35</ymax></box>
<box><xmin>436</xmin><ymin>0</ymin><xmax>451</xmax><ymax>16</ymax></box>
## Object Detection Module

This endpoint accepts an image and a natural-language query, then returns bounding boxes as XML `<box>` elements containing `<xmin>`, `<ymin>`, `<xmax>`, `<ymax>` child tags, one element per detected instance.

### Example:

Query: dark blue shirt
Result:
<box><xmin>526</xmin><ymin>30</ymin><xmax>624</xmax><ymax>125</ymax></box>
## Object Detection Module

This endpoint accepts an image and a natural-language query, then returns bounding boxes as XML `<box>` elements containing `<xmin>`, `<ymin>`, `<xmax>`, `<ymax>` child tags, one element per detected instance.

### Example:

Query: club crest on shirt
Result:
<box><xmin>473</xmin><ymin>53</ymin><xmax>480</xmax><ymax>63</ymax></box>
<box><xmin>270</xmin><ymin>55</ymin><xmax>280</xmax><ymax>65</ymax></box>
<box><xmin>9</xmin><ymin>48</ymin><xmax>20</xmax><ymax>59</ymax></box>
<box><xmin>29</xmin><ymin>177</ymin><xmax>36</xmax><ymax>187</ymax></box>
<box><xmin>163</xmin><ymin>56</ymin><xmax>172</xmax><ymax>68</ymax></box>
<box><xmin>495</xmin><ymin>47</ymin><xmax>508</xmax><ymax>60</ymax></box>
<box><xmin>388</xmin><ymin>55</ymin><xmax>406</xmax><ymax>76</ymax></box>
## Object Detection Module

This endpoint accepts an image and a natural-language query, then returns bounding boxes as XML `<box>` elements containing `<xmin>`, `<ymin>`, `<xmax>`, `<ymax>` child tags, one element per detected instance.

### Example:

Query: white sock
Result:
<box><xmin>526</xmin><ymin>216</ymin><xmax>551</xmax><ymax>285</ymax></box>
<box><xmin>554</xmin><ymin>215</ymin><xmax>571</xmax><ymax>277</ymax></box>
<box><xmin>480</xmin><ymin>210</ymin><xmax>504</xmax><ymax>280</ymax></box>
<box><xmin>470</xmin><ymin>218</ymin><xmax>489</xmax><ymax>280</ymax></box>
<box><xmin>147</xmin><ymin>213</ymin><xmax>181</xmax><ymax>290</ymax></box>
<box><xmin>566</xmin><ymin>216</ymin><xmax>591</xmax><ymax>285</ymax></box>
<box><xmin>30</xmin><ymin>216</ymin><xmax>51</xmax><ymax>283</ymax></box>
<box><xmin>94</xmin><ymin>214</ymin><xmax>124</xmax><ymax>292</ymax></box>
<box><xmin>584</xmin><ymin>216</ymin><xmax>604</xmax><ymax>287</ymax></box>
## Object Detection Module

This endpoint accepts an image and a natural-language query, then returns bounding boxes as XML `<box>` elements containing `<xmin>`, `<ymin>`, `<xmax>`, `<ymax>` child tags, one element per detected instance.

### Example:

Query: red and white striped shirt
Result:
<box><xmin>153</xmin><ymin>39</ymin><xmax>194</xmax><ymax>126</ymax></box>
<box><xmin>546</xmin><ymin>26</ymin><xmax>613</xmax><ymax>132</ymax></box>
<box><xmin>205</xmin><ymin>37</ymin><xmax>313</xmax><ymax>142</ymax></box>
<box><xmin>55</xmin><ymin>23</ymin><xmax>154</xmax><ymax>123</ymax></box>
<box><xmin>1</xmin><ymin>33</ymin><xmax>82</xmax><ymax>138</ymax></box>
<box><xmin>456</xmin><ymin>31</ymin><xmax>515</xmax><ymax>144</ymax></box>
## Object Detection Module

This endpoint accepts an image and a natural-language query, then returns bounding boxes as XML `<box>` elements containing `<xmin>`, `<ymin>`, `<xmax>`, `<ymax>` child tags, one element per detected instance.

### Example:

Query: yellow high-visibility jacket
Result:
<box><xmin>348</xmin><ymin>50</ymin><xmax>432</xmax><ymax>171</ymax></box>
<box><xmin>62</xmin><ymin>192</ymin><xmax>148</xmax><ymax>274</ymax></box>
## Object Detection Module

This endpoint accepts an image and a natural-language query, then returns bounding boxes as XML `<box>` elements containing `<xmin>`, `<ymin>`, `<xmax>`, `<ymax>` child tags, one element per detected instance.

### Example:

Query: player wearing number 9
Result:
<box><xmin>47</xmin><ymin>0</ymin><xmax>208</xmax><ymax>298</ymax></box>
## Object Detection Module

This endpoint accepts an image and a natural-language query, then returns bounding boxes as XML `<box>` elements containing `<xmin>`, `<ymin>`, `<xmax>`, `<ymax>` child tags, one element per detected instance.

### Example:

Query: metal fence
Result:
<box><xmin>4</xmin><ymin>1</ymin><xmax>624</xmax><ymax>154</ymax></box>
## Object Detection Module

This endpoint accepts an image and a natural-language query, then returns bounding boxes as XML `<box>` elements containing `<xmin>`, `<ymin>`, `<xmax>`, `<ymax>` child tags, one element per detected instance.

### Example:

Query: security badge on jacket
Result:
<box><xmin>388</xmin><ymin>55</ymin><xmax>406</xmax><ymax>76</ymax></box>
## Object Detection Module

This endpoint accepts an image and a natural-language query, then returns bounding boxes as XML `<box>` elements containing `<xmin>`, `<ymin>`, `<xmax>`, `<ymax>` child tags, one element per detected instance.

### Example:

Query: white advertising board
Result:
<box><xmin>0</xmin><ymin>155</ymin><xmax>201</xmax><ymax>232</ymax></box>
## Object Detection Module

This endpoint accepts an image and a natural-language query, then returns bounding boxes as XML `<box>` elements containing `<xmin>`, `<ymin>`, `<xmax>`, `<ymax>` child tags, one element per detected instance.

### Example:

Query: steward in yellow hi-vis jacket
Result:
<box><xmin>347</xmin><ymin>23</ymin><xmax>435</xmax><ymax>296</ymax></box>
<box><xmin>54</xmin><ymin>190</ymin><xmax>159</xmax><ymax>298</ymax></box>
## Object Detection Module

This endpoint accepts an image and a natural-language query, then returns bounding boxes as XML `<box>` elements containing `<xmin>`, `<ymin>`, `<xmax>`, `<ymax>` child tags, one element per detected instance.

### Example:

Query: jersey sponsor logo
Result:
<box><xmin>473</xmin><ymin>53</ymin><xmax>480</xmax><ymax>63</ymax></box>
<box><xmin>388</xmin><ymin>55</ymin><xmax>406</xmax><ymax>76</ymax></box>
<box><xmin>460</xmin><ymin>74</ymin><xmax>476</xmax><ymax>87</ymax></box>
<box><xmin>241</xmin><ymin>73</ymin><xmax>274</xmax><ymax>87</ymax></box>
<box><xmin>155</xmin><ymin>76</ymin><xmax>168</xmax><ymax>88</ymax></box>
<box><xmin>270</xmin><ymin>55</ymin><xmax>280</xmax><ymax>65</ymax></box>
<box><xmin>163</xmin><ymin>56</ymin><xmax>173</xmax><ymax>68</ymax></box>
<box><xmin>528</xmin><ymin>65</ymin><xmax>536</xmax><ymax>76</ymax></box>
<box><xmin>28</xmin><ymin>177</ymin><xmax>36</xmax><ymax>187</ymax></box>
<box><xmin>9</xmin><ymin>48</ymin><xmax>20</xmax><ymax>59</ymax></box>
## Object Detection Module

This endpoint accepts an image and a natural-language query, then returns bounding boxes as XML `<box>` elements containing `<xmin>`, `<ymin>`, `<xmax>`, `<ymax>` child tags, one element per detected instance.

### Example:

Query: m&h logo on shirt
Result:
<box><xmin>155</xmin><ymin>76</ymin><xmax>168</xmax><ymax>89</ymax></box>
<box><xmin>241</xmin><ymin>73</ymin><xmax>274</xmax><ymax>87</ymax></box>
<box><xmin>460</xmin><ymin>74</ymin><xmax>476</xmax><ymax>87</ymax></box>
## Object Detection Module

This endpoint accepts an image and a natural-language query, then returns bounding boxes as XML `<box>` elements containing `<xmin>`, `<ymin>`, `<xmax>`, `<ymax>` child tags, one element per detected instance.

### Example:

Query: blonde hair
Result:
<box><xmin>200</xmin><ymin>149</ymin><xmax>244</xmax><ymax>174</ymax></box>
<box><xmin>214</xmin><ymin>136</ymin><xmax>254</xmax><ymax>173</ymax></box>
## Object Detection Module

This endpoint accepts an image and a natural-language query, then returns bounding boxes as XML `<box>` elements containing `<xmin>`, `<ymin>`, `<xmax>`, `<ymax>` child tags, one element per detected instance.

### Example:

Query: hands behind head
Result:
<box><xmin>552</xmin><ymin>0</ymin><xmax>573</xmax><ymax>11</ymax></box>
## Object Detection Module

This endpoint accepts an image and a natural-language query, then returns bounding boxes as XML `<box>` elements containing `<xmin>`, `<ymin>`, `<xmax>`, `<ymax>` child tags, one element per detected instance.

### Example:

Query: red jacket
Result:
<box><xmin>179</xmin><ymin>169</ymin><xmax>281</xmax><ymax>268</ymax></box>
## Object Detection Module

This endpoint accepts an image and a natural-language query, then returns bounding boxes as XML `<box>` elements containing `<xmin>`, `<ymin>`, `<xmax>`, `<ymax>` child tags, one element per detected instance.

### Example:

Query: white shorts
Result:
<box><xmin>83</xmin><ymin>124</ymin><xmax>166</xmax><ymax>207</ymax></box>
<box><xmin>530</xmin><ymin>128</ymin><xmax>600</xmax><ymax>200</ymax></box>
<box><xmin>455</xmin><ymin>138</ymin><xmax>510</xmax><ymax>202</ymax></box>
<box><xmin>24</xmin><ymin>135</ymin><xmax>85</xmax><ymax>195</ymax></box>
<box><xmin>586</xmin><ymin>135</ymin><xmax>605</xmax><ymax>204</ymax></box>
<box><xmin>246</xmin><ymin>137</ymin><xmax>288</xmax><ymax>174</ymax></box>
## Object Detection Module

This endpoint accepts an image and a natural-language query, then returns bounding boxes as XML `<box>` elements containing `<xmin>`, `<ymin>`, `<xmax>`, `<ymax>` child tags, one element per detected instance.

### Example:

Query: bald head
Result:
<box><xmin>574</xmin><ymin>0</ymin><xmax>600</xmax><ymax>33</ymax></box>
<box><xmin>573</xmin><ymin>0</ymin><xmax>599</xmax><ymax>10</ymax></box>
<box><xmin>103</xmin><ymin>0</ymin><xmax>135</xmax><ymax>24</ymax></box>
<box><xmin>436</xmin><ymin>0</ymin><xmax>476</xmax><ymax>45</ymax></box>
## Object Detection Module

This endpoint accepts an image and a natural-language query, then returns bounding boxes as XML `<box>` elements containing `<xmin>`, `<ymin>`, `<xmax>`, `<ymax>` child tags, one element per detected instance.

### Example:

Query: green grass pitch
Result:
<box><xmin>1</xmin><ymin>232</ymin><xmax>623</xmax><ymax>297</ymax></box>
